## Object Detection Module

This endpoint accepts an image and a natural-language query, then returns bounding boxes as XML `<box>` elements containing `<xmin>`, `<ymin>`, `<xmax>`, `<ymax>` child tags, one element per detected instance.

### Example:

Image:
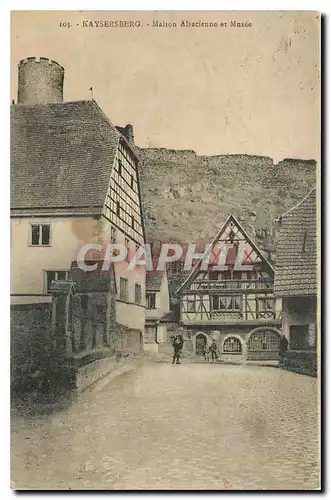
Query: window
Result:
<box><xmin>257</xmin><ymin>297</ymin><xmax>275</xmax><ymax>319</ymax></box>
<box><xmin>118</xmin><ymin>159</ymin><xmax>122</xmax><ymax>176</ymax></box>
<box><xmin>209</xmin><ymin>271</ymin><xmax>219</xmax><ymax>281</ymax></box>
<box><xmin>31</xmin><ymin>224</ymin><xmax>50</xmax><ymax>246</ymax></box>
<box><xmin>125</xmin><ymin>238</ymin><xmax>130</xmax><ymax>262</ymax></box>
<box><xmin>131</xmin><ymin>215</ymin><xmax>135</xmax><ymax>229</ymax></box>
<box><xmin>248</xmin><ymin>329</ymin><xmax>280</xmax><ymax>351</ymax></box>
<box><xmin>147</xmin><ymin>293</ymin><xmax>156</xmax><ymax>309</ymax></box>
<box><xmin>230</xmin><ymin>298</ymin><xmax>239</xmax><ymax>310</ymax></box>
<box><xmin>45</xmin><ymin>270</ymin><xmax>69</xmax><ymax>294</ymax></box>
<box><xmin>111</xmin><ymin>227</ymin><xmax>116</xmax><ymax>244</ymax></box>
<box><xmin>130</xmin><ymin>175</ymin><xmax>134</xmax><ymax>189</ymax></box>
<box><xmin>116</xmin><ymin>201</ymin><xmax>120</xmax><ymax>217</ymax></box>
<box><xmin>223</xmin><ymin>337</ymin><xmax>242</xmax><ymax>353</ymax></box>
<box><xmin>212</xmin><ymin>296</ymin><xmax>241</xmax><ymax>311</ymax></box>
<box><xmin>120</xmin><ymin>277</ymin><xmax>128</xmax><ymax>301</ymax></box>
<box><xmin>135</xmin><ymin>284</ymin><xmax>142</xmax><ymax>304</ymax></box>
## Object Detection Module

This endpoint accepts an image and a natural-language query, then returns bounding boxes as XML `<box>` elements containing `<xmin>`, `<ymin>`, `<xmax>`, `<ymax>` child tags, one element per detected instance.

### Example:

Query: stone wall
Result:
<box><xmin>11</xmin><ymin>289</ymin><xmax>141</xmax><ymax>396</ymax></box>
<box><xmin>71</xmin><ymin>291</ymin><xmax>115</xmax><ymax>353</ymax></box>
<box><xmin>280</xmin><ymin>351</ymin><xmax>317</xmax><ymax>377</ymax></box>
<box><xmin>111</xmin><ymin>323</ymin><xmax>142</xmax><ymax>355</ymax></box>
<box><xmin>11</xmin><ymin>302</ymin><xmax>52</xmax><ymax>392</ymax></box>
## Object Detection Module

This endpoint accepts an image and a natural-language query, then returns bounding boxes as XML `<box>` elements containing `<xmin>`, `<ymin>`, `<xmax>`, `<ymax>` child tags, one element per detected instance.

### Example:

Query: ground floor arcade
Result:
<box><xmin>182</xmin><ymin>324</ymin><xmax>282</xmax><ymax>363</ymax></box>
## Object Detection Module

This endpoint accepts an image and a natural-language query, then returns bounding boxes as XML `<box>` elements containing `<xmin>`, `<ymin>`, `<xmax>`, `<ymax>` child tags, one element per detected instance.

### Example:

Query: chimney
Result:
<box><xmin>17</xmin><ymin>56</ymin><xmax>64</xmax><ymax>105</ymax></box>
<box><xmin>116</xmin><ymin>124</ymin><xmax>135</xmax><ymax>146</ymax></box>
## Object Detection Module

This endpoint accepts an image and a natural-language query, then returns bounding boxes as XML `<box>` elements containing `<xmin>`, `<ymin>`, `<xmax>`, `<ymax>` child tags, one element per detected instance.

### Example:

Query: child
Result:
<box><xmin>204</xmin><ymin>344</ymin><xmax>210</xmax><ymax>362</ymax></box>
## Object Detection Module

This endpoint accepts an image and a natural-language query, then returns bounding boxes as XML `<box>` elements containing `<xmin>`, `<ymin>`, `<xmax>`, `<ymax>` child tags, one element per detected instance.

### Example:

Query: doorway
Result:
<box><xmin>195</xmin><ymin>333</ymin><xmax>207</xmax><ymax>355</ymax></box>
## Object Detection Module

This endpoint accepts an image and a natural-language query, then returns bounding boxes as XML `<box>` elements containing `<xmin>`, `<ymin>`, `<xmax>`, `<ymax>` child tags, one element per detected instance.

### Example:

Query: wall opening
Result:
<box><xmin>195</xmin><ymin>333</ymin><xmax>207</xmax><ymax>355</ymax></box>
<box><xmin>223</xmin><ymin>337</ymin><xmax>242</xmax><ymax>353</ymax></box>
<box><xmin>247</xmin><ymin>328</ymin><xmax>280</xmax><ymax>351</ymax></box>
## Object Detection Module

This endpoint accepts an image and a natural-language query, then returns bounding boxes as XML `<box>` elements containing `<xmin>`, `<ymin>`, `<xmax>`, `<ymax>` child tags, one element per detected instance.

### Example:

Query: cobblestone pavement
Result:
<box><xmin>11</xmin><ymin>362</ymin><xmax>320</xmax><ymax>490</ymax></box>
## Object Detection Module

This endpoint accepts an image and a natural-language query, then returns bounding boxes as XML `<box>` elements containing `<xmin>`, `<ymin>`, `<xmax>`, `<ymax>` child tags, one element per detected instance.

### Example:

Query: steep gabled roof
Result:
<box><xmin>176</xmin><ymin>214</ymin><xmax>274</xmax><ymax>294</ymax></box>
<box><xmin>274</xmin><ymin>188</ymin><xmax>317</xmax><ymax>297</ymax></box>
<box><xmin>11</xmin><ymin>100</ymin><xmax>137</xmax><ymax>213</ymax></box>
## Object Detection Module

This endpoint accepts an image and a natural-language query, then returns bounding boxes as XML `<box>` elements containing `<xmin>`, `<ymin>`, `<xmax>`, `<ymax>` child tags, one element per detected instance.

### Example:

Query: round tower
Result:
<box><xmin>17</xmin><ymin>57</ymin><xmax>64</xmax><ymax>105</ymax></box>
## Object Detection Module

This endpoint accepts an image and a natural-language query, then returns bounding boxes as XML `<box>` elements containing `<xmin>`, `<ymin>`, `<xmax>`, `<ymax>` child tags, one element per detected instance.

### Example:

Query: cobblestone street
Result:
<box><xmin>11</xmin><ymin>362</ymin><xmax>319</xmax><ymax>490</ymax></box>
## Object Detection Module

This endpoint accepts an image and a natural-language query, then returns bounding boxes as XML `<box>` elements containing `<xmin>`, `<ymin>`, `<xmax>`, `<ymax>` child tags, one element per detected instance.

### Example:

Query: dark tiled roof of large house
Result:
<box><xmin>146</xmin><ymin>270</ymin><xmax>164</xmax><ymax>291</ymax></box>
<box><xmin>274</xmin><ymin>188</ymin><xmax>317</xmax><ymax>297</ymax></box>
<box><xmin>11</xmin><ymin>100</ymin><xmax>135</xmax><ymax>213</ymax></box>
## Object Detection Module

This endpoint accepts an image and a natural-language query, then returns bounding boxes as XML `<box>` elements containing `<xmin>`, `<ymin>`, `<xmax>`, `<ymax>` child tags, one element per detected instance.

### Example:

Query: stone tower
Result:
<box><xmin>17</xmin><ymin>56</ymin><xmax>64</xmax><ymax>105</ymax></box>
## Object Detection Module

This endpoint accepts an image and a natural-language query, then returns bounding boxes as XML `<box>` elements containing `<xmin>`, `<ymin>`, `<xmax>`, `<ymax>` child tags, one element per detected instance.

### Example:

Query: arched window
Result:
<box><xmin>248</xmin><ymin>329</ymin><xmax>280</xmax><ymax>351</ymax></box>
<box><xmin>223</xmin><ymin>337</ymin><xmax>242</xmax><ymax>353</ymax></box>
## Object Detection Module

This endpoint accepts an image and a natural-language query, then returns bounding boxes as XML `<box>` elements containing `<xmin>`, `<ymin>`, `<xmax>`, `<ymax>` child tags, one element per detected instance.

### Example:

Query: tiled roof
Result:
<box><xmin>146</xmin><ymin>270</ymin><xmax>164</xmax><ymax>291</ymax></box>
<box><xmin>274</xmin><ymin>189</ymin><xmax>317</xmax><ymax>297</ymax></box>
<box><xmin>11</xmin><ymin>100</ymin><xmax>123</xmax><ymax>211</ymax></box>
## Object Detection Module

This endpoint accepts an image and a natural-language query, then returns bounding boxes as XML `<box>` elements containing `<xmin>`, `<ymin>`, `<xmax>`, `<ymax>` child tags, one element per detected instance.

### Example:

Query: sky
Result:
<box><xmin>11</xmin><ymin>10</ymin><xmax>320</xmax><ymax>162</ymax></box>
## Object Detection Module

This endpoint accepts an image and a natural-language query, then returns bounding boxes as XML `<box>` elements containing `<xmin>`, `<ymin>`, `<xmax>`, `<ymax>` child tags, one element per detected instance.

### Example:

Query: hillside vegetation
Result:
<box><xmin>137</xmin><ymin>147</ymin><xmax>316</xmax><ymax>248</ymax></box>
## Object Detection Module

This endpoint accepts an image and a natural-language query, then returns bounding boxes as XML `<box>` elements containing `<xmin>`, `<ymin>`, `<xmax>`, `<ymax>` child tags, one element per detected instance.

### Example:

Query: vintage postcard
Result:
<box><xmin>10</xmin><ymin>10</ymin><xmax>320</xmax><ymax>491</ymax></box>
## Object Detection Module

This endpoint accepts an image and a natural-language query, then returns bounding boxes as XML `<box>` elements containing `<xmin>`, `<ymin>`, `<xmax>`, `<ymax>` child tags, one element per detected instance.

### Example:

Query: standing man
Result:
<box><xmin>210</xmin><ymin>339</ymin><xmax>218</xmax><ymax>363</ymax></box>
<box><xmin>279</xmin><ymin>333</ymin><xmax>289</xmax><ymax>357</ymax></box>
<box><xmin>172</xmin><ymin>327</ymin><xmax>185</xmax><ymax>364</ymax></box>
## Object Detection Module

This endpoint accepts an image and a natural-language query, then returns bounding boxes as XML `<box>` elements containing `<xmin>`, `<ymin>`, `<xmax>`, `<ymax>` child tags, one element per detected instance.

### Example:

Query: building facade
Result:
<box><xmin>11</xmin><ymin>57</ymin><xmax>146</xmax><ymax>333</ymax></box>
<box><xmin>274</xmin><ymin>189</ymin><xmax>318</xmax><ymax>375</ymax></box>
<box><xmin>176</xmin><ymin>215</ymin><xmax>282</xmax><ymax>362</ymax></box>
<box><xmin>144</xmin><ymin>269</ymin><xmax>171</xmax><ymax>352</ymax></box>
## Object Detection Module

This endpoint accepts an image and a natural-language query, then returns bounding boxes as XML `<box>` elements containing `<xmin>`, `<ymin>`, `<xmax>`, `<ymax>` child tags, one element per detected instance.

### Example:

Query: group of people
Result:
<box><xmin>170</xmin><ymin>328</ymin><xmax>219</xmax><ymax>364</ymax></box>
<box><xmin>203</xmin><ymin>339</ymin><xmax>219</xmax><ymax>362</ymax></box>
<box><xmin>171</xmin><ymin>328</ymin><xmax>289</xmax><ymax>364</ymax></box>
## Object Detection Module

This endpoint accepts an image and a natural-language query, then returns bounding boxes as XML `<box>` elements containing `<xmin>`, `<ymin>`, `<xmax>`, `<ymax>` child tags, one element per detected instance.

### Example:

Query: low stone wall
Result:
<box><xmin>220</xmin><ymin>353</ymin><xmax>244</xmax><ymax>363</ymax></box>
<box><xmin>280</xmin><ymin>350</ymin><xmax>317</xmax><ymax>377</ymax></box>
<box><xmin>11</xmin><ymin>303</ymin><xmax>52</xmax><ymax>393</ymax></box>
<box><xmin>112</xmin><ymin>324</ymin><xmax>142</xmax><ymax>355</ymax></box>
<box><xmin>247</xmin><ymin>350</ymin><xmax>280</xmax><ymax>361</ymax></box>
<box><xmin>75</xmin><ymin>356</ymin><xmax>117</xmax><ymax>391</ymax></box>
<box><xmin>11</xmin><ymin>301</ymin><xmax>142</xmax><ymax>397</ymax></box>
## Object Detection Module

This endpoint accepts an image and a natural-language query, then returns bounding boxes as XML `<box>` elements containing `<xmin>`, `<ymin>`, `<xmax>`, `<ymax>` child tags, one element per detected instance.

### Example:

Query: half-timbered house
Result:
<box><xmin>176</xmin><ymin>215</ymin><xmax>282</xmax><ymax>362</ymax></box>
<box><xmin>11</xmin><ymin>57</ymin><xmax>146</xmax><ymax>336</ymax></box>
